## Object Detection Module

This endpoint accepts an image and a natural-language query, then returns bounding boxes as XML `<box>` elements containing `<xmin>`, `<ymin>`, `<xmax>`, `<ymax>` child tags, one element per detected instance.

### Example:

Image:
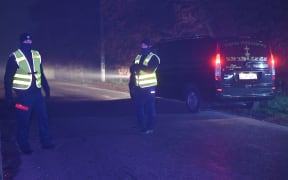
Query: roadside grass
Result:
<box><xmin>254</xmin><ymin>95</ymin><xmax>288</xmax><ymax>122</ymax></box>
<box><xmin>105</xmin><ymin>78</ymin><xmax>129</xmax><ymax>87</ymax></box>
<box><xmin>214</xmin><ymin>94</ymin><xmax>288</xmax><ymax>126</ymax></box>
<box><xmin>80</xmin><ymin>79</ymin><xmax>129</xmax><ymax>92</ymax></box>
<box><xmin>229</xmin><ymin>95</ymin><xmax>288</xmax><ymax>126</ymax></box>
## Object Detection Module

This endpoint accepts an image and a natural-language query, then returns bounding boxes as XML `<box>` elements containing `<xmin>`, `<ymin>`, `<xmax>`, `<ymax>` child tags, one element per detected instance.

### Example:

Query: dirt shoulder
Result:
<box><xmin>216</xmin><ymin>107</ymin><xmax>288</xmax><ymax>128</ymax></box>
<box><xmin>80</xmin><ymin>81</ymin><xmax>129</xmax><ymax>92</ymax></box>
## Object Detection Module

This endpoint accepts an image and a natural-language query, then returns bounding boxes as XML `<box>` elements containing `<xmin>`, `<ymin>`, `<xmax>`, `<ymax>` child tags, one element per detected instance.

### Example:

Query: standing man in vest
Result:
<box><xmin>4</xmin><ymin>33</ymin><xmax>54</xmax><ymax>154</ymax></box>
<box><xmin>129</xmin><ymin>39</ymin><xmax>160</xmax><ymax>134</ymax></box>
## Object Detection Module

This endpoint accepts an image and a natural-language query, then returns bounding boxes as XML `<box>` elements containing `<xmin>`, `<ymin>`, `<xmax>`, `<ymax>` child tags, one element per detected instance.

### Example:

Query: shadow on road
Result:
<box><xmin>0</xmin><ymin>96</ymin><xmax>191</xmax><ymax>180</ymax></box>
<box><xmin>46</xmin><ymin>97</ymin><xmax>191</xmax><ymax>118</ymax></box>
<box><xmin>46</xmin><ymin>98</ymin><xmax>135</xmax><ymax>118</ymax></box>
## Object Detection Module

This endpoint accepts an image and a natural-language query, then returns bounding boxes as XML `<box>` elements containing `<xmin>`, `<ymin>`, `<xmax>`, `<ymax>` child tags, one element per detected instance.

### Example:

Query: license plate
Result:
<box><xmin>239</xmin><ymin>72</ymin><xmax>257</xmax><ymax>80</ymax></box>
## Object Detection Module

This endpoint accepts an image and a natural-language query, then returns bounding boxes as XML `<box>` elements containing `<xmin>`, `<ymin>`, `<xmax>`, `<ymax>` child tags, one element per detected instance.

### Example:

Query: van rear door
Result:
<box><xmin>218</xmin><ymin>38</ymin><xmax>276</xmax><ymax>99</ymax></box>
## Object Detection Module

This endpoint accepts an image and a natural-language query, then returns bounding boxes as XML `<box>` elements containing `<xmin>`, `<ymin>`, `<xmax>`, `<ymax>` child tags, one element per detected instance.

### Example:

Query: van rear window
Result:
<box><xmin>221</xmin><ymin>40</ymin><xmax>270</xmax><ymax>69</ymax></box>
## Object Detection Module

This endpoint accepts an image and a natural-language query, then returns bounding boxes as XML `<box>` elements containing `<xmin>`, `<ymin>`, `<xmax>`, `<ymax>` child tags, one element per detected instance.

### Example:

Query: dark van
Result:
<box><xmin>154</xmin><ymin>36</ymin><xmax>276</xmax><ymax>112</ymax></box>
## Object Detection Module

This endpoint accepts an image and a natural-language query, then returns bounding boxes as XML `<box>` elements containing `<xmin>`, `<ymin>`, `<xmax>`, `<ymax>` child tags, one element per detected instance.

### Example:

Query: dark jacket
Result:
<box><xmin>4</xmin><ymin>48</ymin><xmax>50</xmax><ymax>104</ymax></box>
<box><xmin>129</xmin><ymin>49</ymin><xmax>160</xmax><ymax>97</ymax></box>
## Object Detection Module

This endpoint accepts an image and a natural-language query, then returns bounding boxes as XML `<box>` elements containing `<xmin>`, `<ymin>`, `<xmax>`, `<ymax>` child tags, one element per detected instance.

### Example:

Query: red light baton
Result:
<box><xmin>15</xmin><ymin>104</ymin><xmax>29</xmax><ymax>111</ymax></box>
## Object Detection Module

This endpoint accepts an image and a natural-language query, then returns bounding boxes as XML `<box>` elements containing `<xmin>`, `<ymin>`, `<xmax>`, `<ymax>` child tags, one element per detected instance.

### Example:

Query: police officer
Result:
<box><xmin>4</xmin><ymin>33</ymin><xmax>54</xmax><ymax>154</ymax></box>
<box><xmin>129</xmin><ymin>39</ymin><xmax>160</xmax><ymax>134</ymax></box>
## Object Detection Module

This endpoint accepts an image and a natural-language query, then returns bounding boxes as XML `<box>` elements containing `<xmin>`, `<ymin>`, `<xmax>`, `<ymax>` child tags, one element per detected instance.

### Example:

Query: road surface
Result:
<box><xmin>1</xmin><ymin>81</ymin><xmax>288</xmax><ymax>180</ymax></box>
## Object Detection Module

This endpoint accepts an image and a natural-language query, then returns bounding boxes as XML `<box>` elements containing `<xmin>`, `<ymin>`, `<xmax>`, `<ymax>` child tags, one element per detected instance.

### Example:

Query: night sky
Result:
<box><xmin>0</xmin><ymin>0</ymin><xmax>100</xmax><ymax>67</ymax></box>
<box><xmin>0</xmin><ymin>1</ymin><xmax>36</xmax><ymax>59</ymax></box>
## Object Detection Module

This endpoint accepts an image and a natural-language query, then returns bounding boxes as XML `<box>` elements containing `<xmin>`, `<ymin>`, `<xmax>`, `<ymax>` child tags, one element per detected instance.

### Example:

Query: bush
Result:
<box><xmin>256</xmin><ymin>95</ymin><xmax>288</xmax><ymax>119</ymax></box>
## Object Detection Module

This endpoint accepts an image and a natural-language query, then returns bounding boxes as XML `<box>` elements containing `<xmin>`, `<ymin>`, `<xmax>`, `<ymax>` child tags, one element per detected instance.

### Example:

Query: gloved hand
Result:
<box><xmin>130</xmin><ymin>64</ymin><xmax>140</xmax><ymax>74</ymax></box>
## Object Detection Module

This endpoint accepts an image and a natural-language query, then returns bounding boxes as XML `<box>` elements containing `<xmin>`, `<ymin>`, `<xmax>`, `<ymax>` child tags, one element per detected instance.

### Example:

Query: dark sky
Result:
<box><xmin>0</xmin><ymin>0</ymin><xmax>100</xmax><ymax>66</ymax></box>
<box><xmin>0</xmin><ymin>0</ymin><xmax>38</xmax><ymax>64</ymax></box>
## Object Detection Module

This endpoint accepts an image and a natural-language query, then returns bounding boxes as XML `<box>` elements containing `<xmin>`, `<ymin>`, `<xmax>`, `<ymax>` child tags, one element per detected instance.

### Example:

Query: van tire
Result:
<box><xmin>185</xmin><ymin>89</ymin><xmax>200</xmax><ymax>113</ymax></box>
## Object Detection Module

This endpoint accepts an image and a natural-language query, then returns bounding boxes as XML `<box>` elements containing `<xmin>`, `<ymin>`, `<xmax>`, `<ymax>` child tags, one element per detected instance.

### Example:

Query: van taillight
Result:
<box><xmin>215</xmin><ymin>53</ymin><xmax>221</xmax><ymax>80</ymax></box>
<box><xmin>270</xmin><ymin>53</ymin><xmax>276</xmax><ymax>80</ymax></box>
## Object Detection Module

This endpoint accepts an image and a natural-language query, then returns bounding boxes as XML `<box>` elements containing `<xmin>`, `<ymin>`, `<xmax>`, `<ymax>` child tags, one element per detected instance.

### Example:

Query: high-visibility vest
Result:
<box><xmin>12</xmin><ymin>49</ymin><xmax>42</xmax><ymax>90</ymax></box>
<box><xmin>134</xmin><ymin>52</ymin><xmax>160</xmax><ymax>88</ymax></box>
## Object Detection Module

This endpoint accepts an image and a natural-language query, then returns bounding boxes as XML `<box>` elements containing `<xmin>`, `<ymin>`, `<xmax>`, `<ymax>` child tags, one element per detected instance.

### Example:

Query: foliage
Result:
<box><xmin>257</xmin><ymin>96</ymin><xmax>288</xmax><ymax>117</ymax></box>
<box><xmin>101</xmin><ymin>1</ymin><xmax>288</xmax><ymax>78</ymax></box>
<box><xmin>26</xmin><ymin>0</ymin><xmax>288</xmax><ymax>92</ymax></box>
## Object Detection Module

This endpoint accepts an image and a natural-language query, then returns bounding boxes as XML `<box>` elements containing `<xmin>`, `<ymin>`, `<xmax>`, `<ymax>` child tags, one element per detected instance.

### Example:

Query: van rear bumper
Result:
<box><xmin>215</xmin><ymin>86</ymin><xmax>276</xmax><ymax>101</ymax></box>
<box><xmin>216</xmin><ymin>92</ymin><xmax>276</xmax><ymax>101</ymax></box>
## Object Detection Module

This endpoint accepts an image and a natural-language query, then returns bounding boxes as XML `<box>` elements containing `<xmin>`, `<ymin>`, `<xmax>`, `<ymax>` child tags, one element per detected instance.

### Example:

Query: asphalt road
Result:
<box><xmin>1</xmin><ymin>81</ymin><xmax>288</xmax><ymax>180</ymax></box>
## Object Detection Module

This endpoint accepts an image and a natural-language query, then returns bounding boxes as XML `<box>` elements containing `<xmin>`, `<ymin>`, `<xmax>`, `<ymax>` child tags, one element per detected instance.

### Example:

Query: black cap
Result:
<box><xmin>141</xmin><ymin>38</ymin><xmax>151</xmax><ymax>47</ymax></box>
<box><xmin>20</xmin><ymin>33</ymin><xmax>32</xmax><ymax>43</ymax></box>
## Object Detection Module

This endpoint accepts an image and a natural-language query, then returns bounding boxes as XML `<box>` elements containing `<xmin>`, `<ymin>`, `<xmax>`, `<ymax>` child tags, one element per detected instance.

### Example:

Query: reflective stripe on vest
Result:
<box><xmin>134</xmin><ymin>52</ymin><xmax>160</xmax><ymax>88</ymax></box>
<box><xmin>12</xmin><ymin>49</ymin><xmax>42</xmax><ymax>90</ymax></box>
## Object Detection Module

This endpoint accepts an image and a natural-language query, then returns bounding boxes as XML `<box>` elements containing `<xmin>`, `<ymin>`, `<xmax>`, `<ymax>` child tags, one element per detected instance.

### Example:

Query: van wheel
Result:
<box><xmin>186</xmin><ymin>90</ymin><xmax>200</xmax><ymax>113</ymax></box>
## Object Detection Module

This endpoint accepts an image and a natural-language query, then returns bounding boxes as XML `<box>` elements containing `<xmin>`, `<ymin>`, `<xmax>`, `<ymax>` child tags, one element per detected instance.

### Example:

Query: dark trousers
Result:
<box><xmin>133</xmin><ymin>87</ymin><xmax>156</xmax><ymax>132</ymax></box>
<box><xmin>15</xmin><ymin>91</ymin><xmax>52</xmax><ymax>150</ymax></box>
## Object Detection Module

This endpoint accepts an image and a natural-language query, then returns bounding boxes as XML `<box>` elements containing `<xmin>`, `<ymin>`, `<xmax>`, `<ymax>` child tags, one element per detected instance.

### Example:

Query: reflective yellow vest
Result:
<box><xmin>134</xmin><ymin>52</ymin><xmax>160</xmax><ymax>88</ymax></box>
<box><xmin>12</xmin><ymin>49</ymin><xmax>42</xmax><ymax>90</ymax></box>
